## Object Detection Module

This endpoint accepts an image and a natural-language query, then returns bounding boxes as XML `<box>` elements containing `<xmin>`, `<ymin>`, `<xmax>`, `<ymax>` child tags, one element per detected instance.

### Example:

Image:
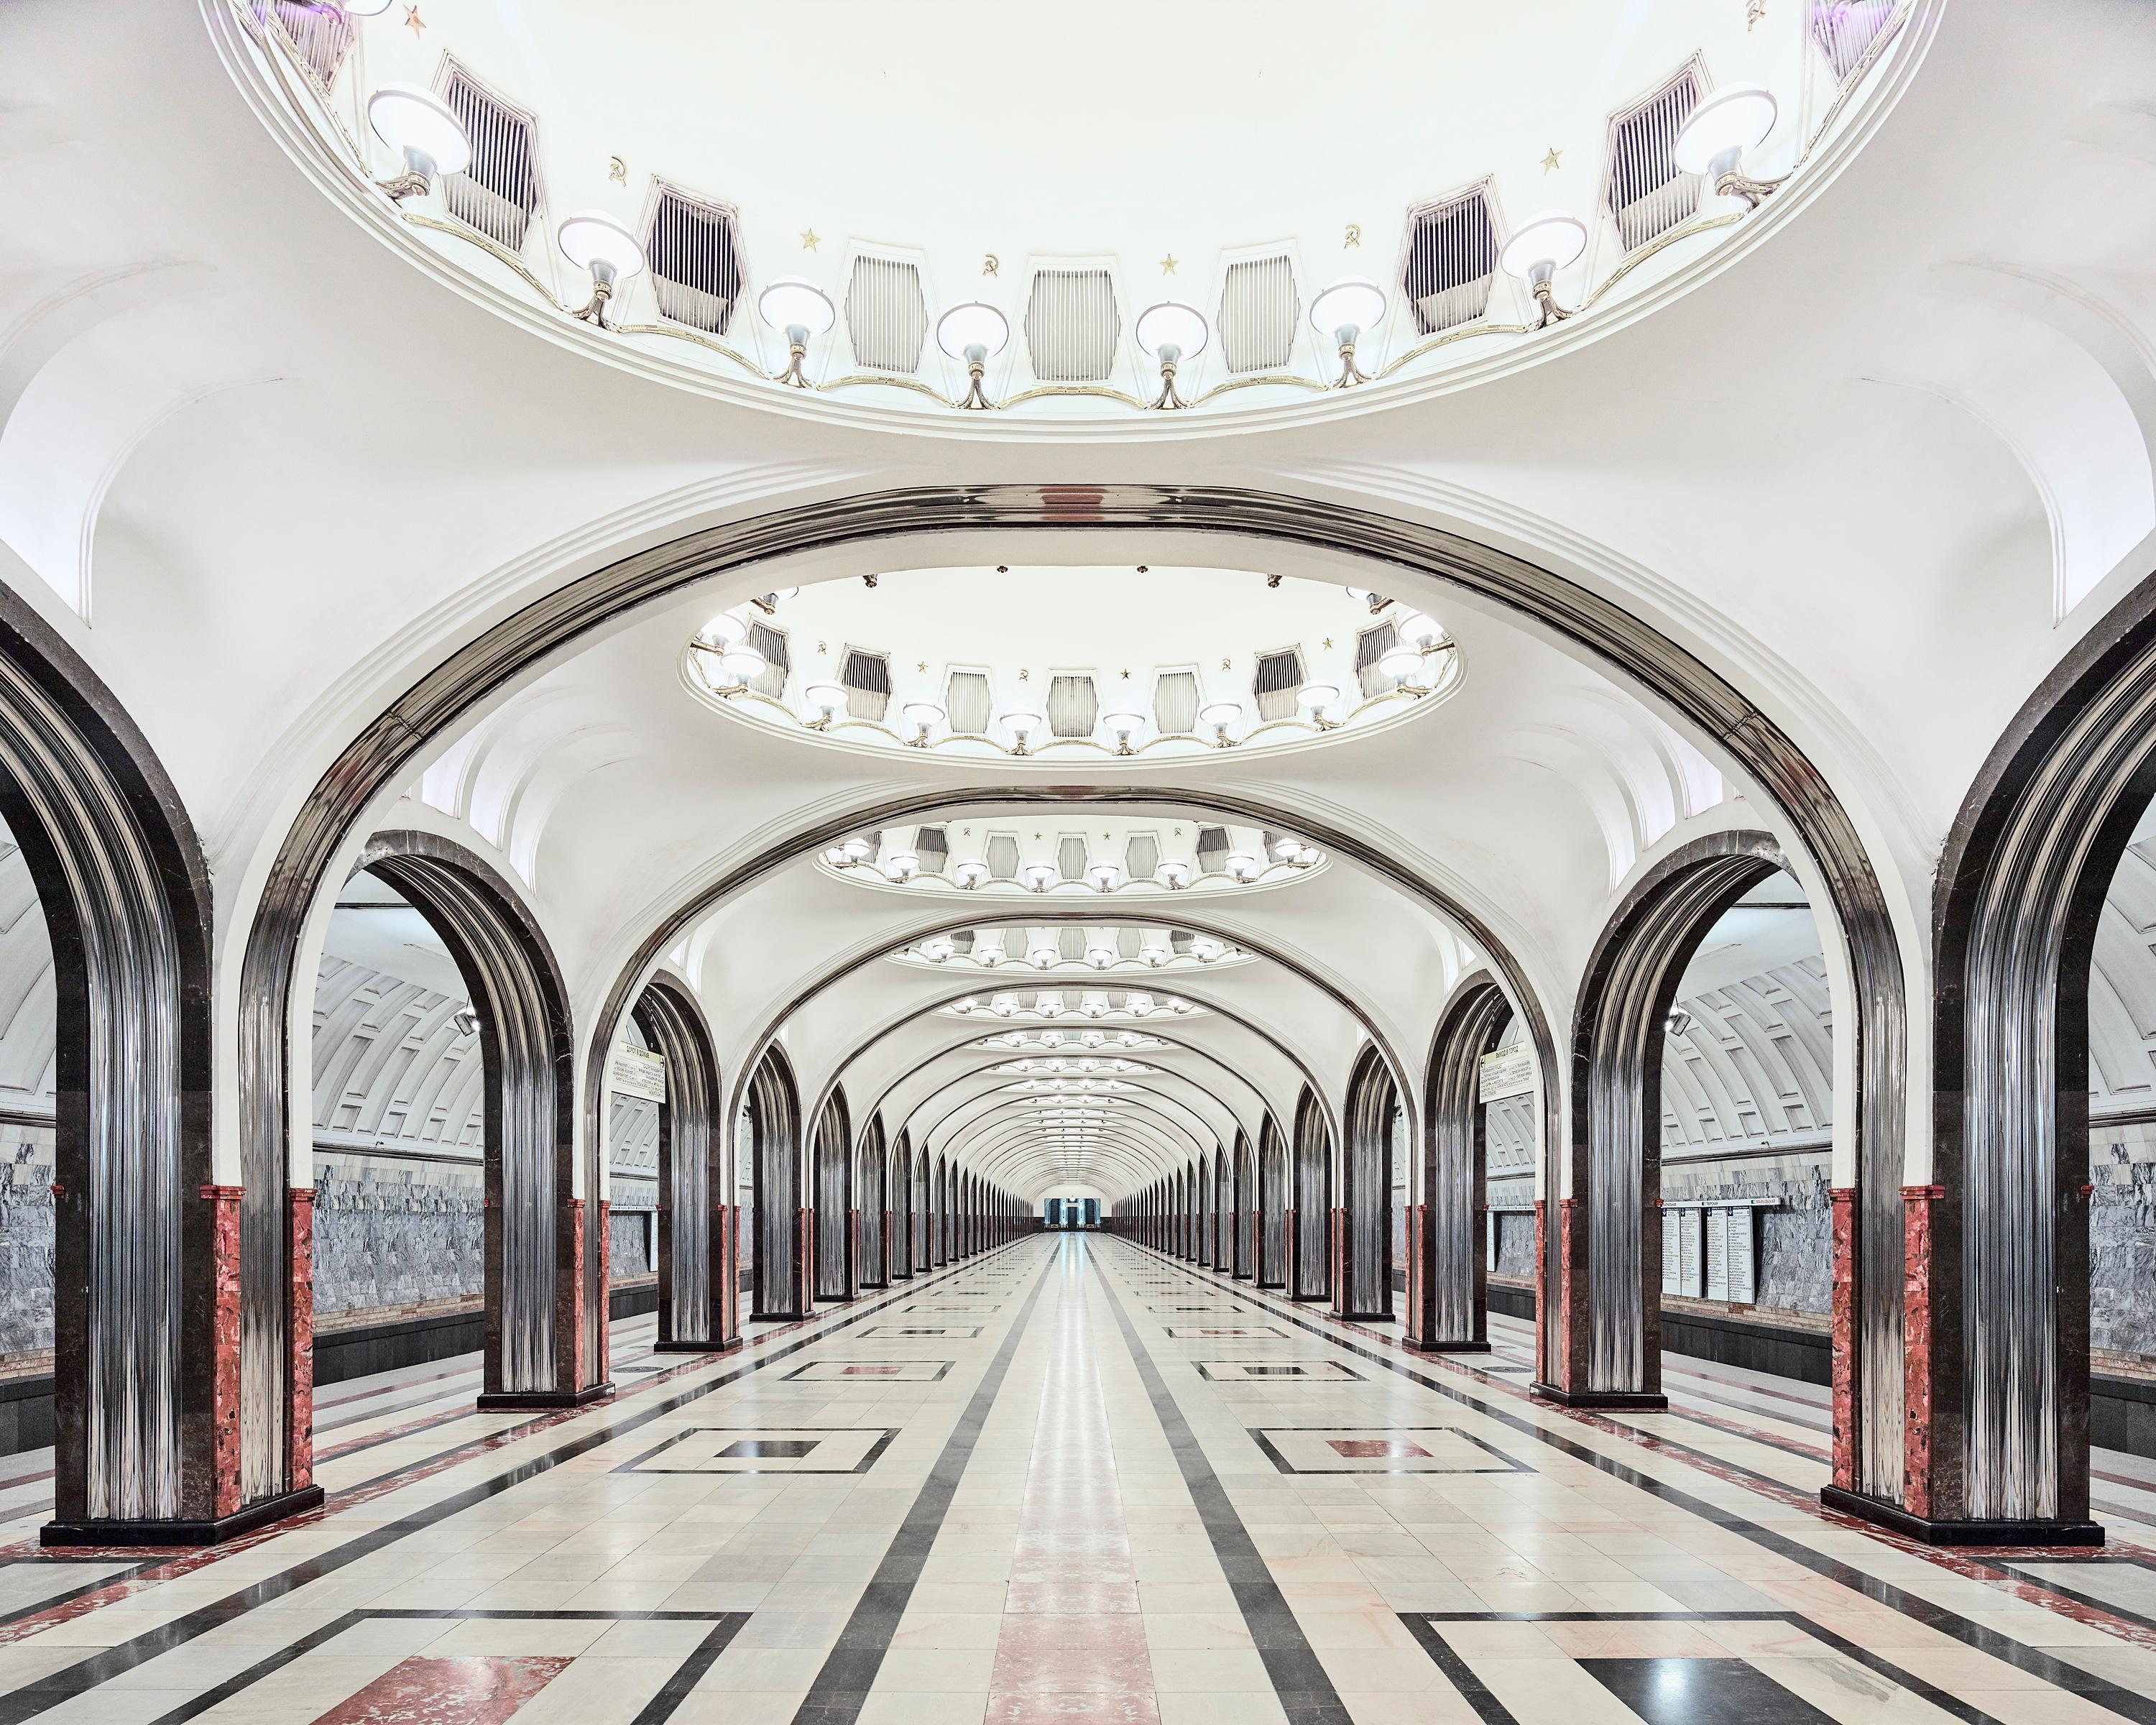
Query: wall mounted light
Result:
<box><xmin>1309</xmin><ymin>279</ymin><xmax>1387</xmax><ymax>387</ymax></box>
<box><xmin>1197</xmin><ymin>700</ymin><xmax>1243</xmax><ymax>747</ymax></box>
<box><xmin>954</xmin><ymin>859</ymin><xmax>989</xmax><ymax>889</ymax></box>
<box><xmin>1296</xmin><ymin>681</ymin><xmax>1342</xmax><ymax>729</ymax></box>
<box><xmin>367</xmin><ymin>84</ymin><xmax>470</xmax><ymax>202</ymax></box>
<box><xmin>1135</xmin><ymin>301</ymin><xmax>1209</xmax><ymax>410</ymax></box>
<box><xmin>1157</xmin><ymin>860</ymin><xmax>1190</xmax><ymax>889</ymax></box>
<box><xmin>1500</xmin><ymin>213</ymin><xmax>1589</xmax><ymax>327</ymax></box>
<box><xmin>1673</xmin><ymin>84</ymin><xmax>1783</xmax><ymax>207</ymax></box>
<box><xmin>803</xmin><ymin>681</ymin><xmax>845</xmax><ymax>728</ymax></box>
<box><xmin>900</xmin><ymin>700</ymin><xmax>946</xmax><ymax>746</ymax></box>
<box><xmin>759</xmin><ymin>278</ymin><xmax>837</xmax><ymax>387</ymax></box>
<box><xmin>558</xmin><ymin>212</ymin><xmax>645</xmax><ymax>327</ymax></box>
<box><xmin>937</xmin><ymin>302</ymin><xmax>1010</xmax><ymax>410</ymax></box>
<box><xmin>1025</xmin><ymin>860</ymin><xmax>1057</xmax><ymax>892</ymax></box>
<box><xmin>1088</xmin><ymin>862</ymin><xmax>1121</xmax><ymax>892</ymax></box>
<box><xmin>1102</xmin><ymin>709</ymin><xmax>1146</xmax><ymax>755</ymax></box>
<box><xmin>1002</xmin><ymin>709</ymin><xmax>1044</xmax><ymax>756</ymax></box>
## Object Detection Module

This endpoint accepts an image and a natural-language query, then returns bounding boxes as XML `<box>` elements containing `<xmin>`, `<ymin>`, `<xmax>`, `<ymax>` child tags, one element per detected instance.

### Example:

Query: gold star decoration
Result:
<box><xmin>1160</xmin><ymin>254</ymin><xmax>1178</xmax><ymax>275</ymax></box>
<box><xmin>801</xmin><ymin>229</ymin><xmax>820</xmax><ymax>252</ymax></box>
<box><xmin>1542</xmin><ymin>147</ymin><xmax>1563</xmax><ymax>174</ymax></box>
<box><xmin>1322</xmin><ymin>638</ymin><xmax>1334</xmax><ymax>650</ymax></box>
<box><xmin>402</xmin><ymin>2</ymin><xmax>425</xmax><ymax>37</ymax></box>
<box><xmin>1120</xmin><ymin>669</ymin><xmax>1130</xmax><ymax>679</ymax></box>
<box><xmin>916</xmin><ymin>661</ymin><xmax>927</xmax><ymax>673</ymax></box>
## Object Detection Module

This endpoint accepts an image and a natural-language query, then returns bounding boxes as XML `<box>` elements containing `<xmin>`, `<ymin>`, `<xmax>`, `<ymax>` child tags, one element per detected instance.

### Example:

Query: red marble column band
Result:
<box><xmin>1559</xmin><ymin>1197</ymin><xmax>1586</xmax><ymax>1396</ymax></box>
<box><xmin>596</xmin><ymin>1198</ymin><xmax>611</xmax><ymax>1383</ymax></box>
<box><xmin>1330</xmin><ymin>1205</ymin><xmax>1346</xmax><ymax>1312</ymax></box>
<box><xmin>1903</xmin><ymin>1184</ymin><xmax>1945</xmax><ymax>1520</ymax></box>
<box><xmin>1830</xmin><ymin>1187</ymin><xmax>1856</xmax><ymax>1494</ymax></box>
<box><xmin>202</xmin><ymin>1184</ymin><xmax>244</xmax><ymax>1522</ymax></box>
<box><xmin>288</xmin><ymin>1188</ymin><xmax>316</xmax><ymax>1494</ymax></box>
<box><xmin>1405</xmin><ymin>1204</ymin><xmax>1428</xmax><ymax>1346</ymax></box>
<box><xmin>1534</xmin><ymin>1199</ymin><xmax>1548</xmax><ymax>1384</ymax></box>
<box><xmin>564</xmin><ymin>1197</ymin><xmax>586</xmax><ymax>1393</ymax></box>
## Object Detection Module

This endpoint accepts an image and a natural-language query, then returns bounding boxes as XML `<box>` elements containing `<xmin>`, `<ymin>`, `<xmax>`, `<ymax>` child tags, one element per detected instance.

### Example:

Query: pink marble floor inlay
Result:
<box><xmin>1327</xmin><ymin>1438</ymin><xmax>1432</xmax><ymax>1459</ymax></box>
<box><xmin>308</xmin><ymin>1655</ymin><xmax>571</xmax><ymax>1724</ymax></box>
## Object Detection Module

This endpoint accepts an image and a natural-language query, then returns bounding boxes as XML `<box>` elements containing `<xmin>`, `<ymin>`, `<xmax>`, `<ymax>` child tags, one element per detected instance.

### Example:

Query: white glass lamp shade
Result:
<box><xmin>1102</xmin><ymin>709</ymin><xmax>1146</xmax><ymax>742</ymax></box>
<box><xmin>1225</xmin><ymin>852</ymin><xmax>1258</xmax><ymax>880</ymax></box>
<box><xmin>1673</xmin><ymin>83</ymin><xmax>1779</xmax><ymax>175</ymax></box>
<box><xmin>900</xmin><ymin>700</ymin><xmax>946</xmax><ymax>735</ymax></box>
<box><xmin>1296</xmin><ymin>845</ymin><xmax>1324</xmax><ymax>866</ymax></box>
<box><xmin>841</xmin><ymin>837</ymin><xmax>874</xmax><ymax>862</ymax></box>
<box><xmin>1025</xmin><ymin>860</ymin><xmax>1057</xmax><ymax>890</ymax></box>
<box><xmin>1128</xmin><ymin>993</ymin><xmax>1154</xmax><ymax>1017</ymax></box>
<box><xmin>558</xmin><ymin>211</ymin><xmax>646</xmax><ymax>282</ymax></box>
<box><xmin>937</xmin><ymin>301</ymin><xmax>1011</xmax><ymax>362</ymax></box>
<box><xmin>1087</xmin><ymin>944</ymin><xmax>1115</xmax><ymax>969</ymax></box>
<box><xmin>804</xmin><ymin>681</ymin><xmax>846</xmax><ymax>717</ymax></box>
<box><xmin>952</xmin><ymin>996</ymin><xmax>977</xmax><ymax>1013</ymax></box>
<box><xmin>1167</xmin><ymin>998</ymin><xmax>1194</xmax><ymax>1014</ymax></box>
<box><xmin>1272</xmin><ymin>837</ymin><xmax>1303</xmax><ymax>860</ymax></box>
<box><xmin>1296</xmin><ymin>681</ymin><xmax>1340</xmax><ymax>715</ymax></box>
<box><xmin>701</xmin><ymin>612</ymin><xmax>750</xmax><ymax>650</ymax></box>
<box><xmin>367</xmin><ymin>85</ymin><xmax>471</xmax><ymax>176</ymax></box>
<box><xmin>1139</xmin><ymin>943</ymin><xmax>1169</xmax><ymax>967</ymax></box>
<box><xmin>1394</xmin><ymin>610</ymin><xmax>1444</xmax><ymax>647</ymax></box>
<box><xmin>954</xmin><ymin>859</ymin><xmax>989</xmax><ymax>888</ymax></box>
<box><xmin>1380</xmin><ymin>645</ymin><xmax>1425</xmax><ymax>683</ymax></box>
<box><xmin>1119</xmin><ymin>1031</ymin><xmax>1141</xmax><ymax>1046</ymax></box>
<box><xmin>758</xmin><ymin>278</ymin><xmax>837</xmax><ymax>337</ymax></box>
<box><xmin>1197</xmin><ymin>700</ymin><xmax>1243</xmax><ymax>732</ymax></box>
<box><xmin>1500</xmin><ymin>212</ymin><xmax>1590</xmax><ymax>280</ymax></box>
<box><xmin>1088</xmin><ymin>862</ymin><xmax>1120</xmax><ymax>891</ymax></box>
<box><xmin>1029</xmin><ymin>945</ymin><xmax>1057</xmax><ymax>968</ymax></box>
<box><xmin>1156</xmin><ymin>860</ymin><xmax>1190</xmax><ymax>887</ymax></box>
<box><xmin>1135</xmin><ymin>301</ymin><xmax>1210</xmax><ymax>362</ymax></box>
<box><xmin>719</xmin><ymin>647</ymin><xmax>766</xmax><ymax>684</ymax></box>
<box><xmin>1309</xmin><ymin>279</ymin><xmax>1388</xmax><ymax>342</ymax></box>
<box><xmin>884</xmin><ymin>851</ymin><xmax>920</xmax><ymax>880</ymax></box>
<box><xmin>769</xmin><ymin>586</ymin><xmax>800</xmax><ymax>603</ymax></box>
<box><xmin>1002</xmin><ymin>709</ymin><xmax>1044</xmax><ymax>743</ymax></box>
<box><xmin>924</xmin><ymin>938</ymin><xmax>954</xmax><ymax>961</ymax></box>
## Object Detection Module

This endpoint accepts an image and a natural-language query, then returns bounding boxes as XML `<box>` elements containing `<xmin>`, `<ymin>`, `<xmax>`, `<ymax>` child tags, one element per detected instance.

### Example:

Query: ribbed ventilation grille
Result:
<box><xmin>945</xmin><ymin>671</ymin><xmax>992</xmax><ymax>734</ymax></box>
<box><xmin>1153</xmin><ymin>671</ymin><xmax>1199</xmax><ymax>735</ymax></box>
<box><xmin>860</xmin><ymin>831</ymin><xmax>883</xmax><ymax>865</ymax></box>
<box><xmin>1604</xmin><ymin>63</ymin><xmax>1705</xmax><ymax>250</ymax></box>
<box><xmin>986</xmin><ymin>835</ymin><xmax>1020</xmax><ymax>880</ymax></box>
<box><xmin>1195</xmin><ymin>827</ymin><xmax>1230</xmax><ymax>874</ymax></box>
<box><xmin>1402</xmin><ymin>186</ymin><xmax>1497</xmax><ymax>335</ymax></box>
<box><xmin>1024</xmin><ymin>269</ymin><xmax>1120</xmax><ymax>382</ymax></box>
<box><xmin>258</xmin><ymin>2</ymin><xmax>356</xmax><ymax>88</ymax></box>
<box><xmin>645</xmin><ymin>183</ymin><xmax>742</xmax><ymax>334</ymax></box>
<box><xmin>1125</xmin><ymin>834</ymin><xmax>1161</xmax><ymax>880</ymax></box>
<box><xmin>1252</xmin><ymin>649</ymin><xmax>1306</xmax><ymax>722</ymax></box>
<box><xmin>745</xmin><ymin>622</ymin><xmax>791</xmax><ymax>699</ymax></box>
<box><xmin>1118</xmin><ymin>928</ymin><xmax>1144</xmax><ymax>958</ymax></box>
<box><xmin>844</xmin><ymin>256</ymin><xmax>929</xmax><ymax>372</ymax></box>
<box><xmin>949</xmin><ymin>929</ymin><xmax>976</xmax><ymax>953</ymax></box>
<box><xmin>1811</xmin><ymin>0</ymin><xmax>1897</xmax><ymax>80</ymax></box>
<box><xmin>437</xmin><ymin>61</ymin><xmax>543</xmax><ymax>253</ymax></box>
<box><xmin>839</xmin><ymin>649</ymin><xmax>892</xmax><ymax>722</ymax></box>
<box><xmin>1171</xmin><ymin>929</ymin><xmax>1196</xmax><ymax>954</ymax></box>
<box><xmin>1355</xmin><ymin>621</ymin><xmax>1400</xmax><ymax>697</ymax></box>
<box><xmin>1217</xmin><ymin>255</ymin><xmax>1299</xmax><ymax>373</ymax></box>
<box><xmin>1047</xmin><ymin>675</ymin><xmax>1099</xmax><ymax>739</ymax></box>
<box><xmin>915</xmin><ymin>826</ymin><xmax>949</xmax><ymax>875</ymax></box>
<box><xmin>1057</xmin><ymin>835</ymin><xmax>1089</xmax><ymax>882</ymax></box>
<box><xmin>1059</xmin><ymin>928</ymin><xmax>1089</xmax><ymax>961</ymax></box>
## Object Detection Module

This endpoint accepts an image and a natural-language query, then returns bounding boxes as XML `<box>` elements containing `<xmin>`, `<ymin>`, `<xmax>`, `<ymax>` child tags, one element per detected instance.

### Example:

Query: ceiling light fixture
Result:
<box><xmin>366</xmin><ymin>84</ymin><xmax>470</xmax><ymax>202</ymax></box>
<box><xmin>1296</xmin><ymin>681</ymin><xmax>1342</xmax><ymax>729</ymax></box>
<box><xmin>759</xmin><ymin>278</ymin><xmax>837</xmax><ymax>387</ymax></box>
<box><xmin>558</xmin><ymin>212</ymin><xmax>645</xmax><ymax>328</ymax></box>
<box><xmin>1024</xmin><ymin>860</ymin><xmax>1056</xmax><ymax>892</ymax></box>
<box><xmin>1309</xmin><ymin>279</ymin><xmax>1387</xmax><ymax>387</ymax></box>
<box><xmin>1134</xmin><ymin>301</ymin><xmax>1209</xmax><ymax>410</ymax></box>
<box><xmin>954</xmin><ymin>859</ymin><xmax>988</xmax><ymax>889</ymax></box>
<box><xmin>1673</xmin><ymin>83</ymin><xmax>1783</xmax><ymax>207</ymax></box>
<box><xmin>1197</xmin><ymin>700</ymin><xmax>1243</xmax><ymax>747</ymax></box>
<box><xmin>1381</xmin><ymin>645</ymin><xmax>1430</xmax><ymax>692</ymax></box>
<box><xmin>900</xmin><ymin>700</ymin><xmax>946</xmax><ymax>746</ymax></box>
<box><xmin>1002</xmin><ymin>709</ymin><xmax>1044</xmax><ymax>756</ymax></box>
<box><xmin>1087</xmin><ymin>943</ymin><xmax>1115</xmax><ymax>970</ymax></box>
<box><xmin>1499</xmin><ymin>212</ymin><xmax>1589</xmax><ymax>327</ymax></box>
<box><xmin>1029</xmin><ymin>944</ymin><xmax>1057</xmax><ymax>968</ymax></box>
<box><xmin>1394</xmin><ymin>610</ymin><xmax>1445</xmax><ymax>648</ymax></box>
<box><xmin>841</xmin><ymin>837</ymin><xmax>873</xmax><ymax>864</ymax></box>
<box><xmin>1224</xmin><ymin>852</ymin><xmax>1258</xmax><ymax>882</ymax></box>
<box><xmin>1102</xmin><ymin>709</ymin><xmax>1145</xmax><ymax>755</ymax></box>
<box><xmin>803</xmin><ymin>681</ymin><xmax>845</xmax><ymax>728</ymax></box>
<box><xmin>715</xmin><ymin>647</ymin><xmax>766</xmax><ymax>690</ymax></box>
<box><xmin>1089</xmin><ymin>862</ymin><xmax>1121</xmax><ymax>892</ymax></box>
<box><xmin>1139</xmin><ymin>942</ymin><xmax>1168</xmax><ymax>967</ymax></box>
<box><xmin>937</xmin><ymin>302</ymin><xmax>1010</xmax><ymax>410</ymax></box>
<box><xmin>1157</xmin><ymin>860</ymin><xmax>1189</xmax><ymax>890</ymax></box>
<box><xmin>885</xmin><ymin>850</ymin><xmax>920</xmax><ymax>881</ymax></box>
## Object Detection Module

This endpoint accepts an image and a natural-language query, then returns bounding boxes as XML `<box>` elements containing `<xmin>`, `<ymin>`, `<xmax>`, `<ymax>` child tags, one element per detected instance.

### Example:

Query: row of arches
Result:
<box><xmin>6</xmin><ymin>494</ymin><xmax>2152</xmax><ymax>1550</ymax></box>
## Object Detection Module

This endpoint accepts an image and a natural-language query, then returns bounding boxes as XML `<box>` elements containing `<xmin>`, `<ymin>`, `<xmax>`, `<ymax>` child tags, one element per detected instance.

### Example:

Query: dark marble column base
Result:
<box><xmin>44</xmin><ymin>1483</ymin><xmax>326</xmax><ymax>1548</ymax></box>
<box><xmin>1404</xmin><ymin>1338</ymin><xmax>1492</xmax><ymax>1353</ymax></box>
<box><xmin>1335</xmin><ymin>1310</ymin><xmax>1398</xmax><ymax>1323</ymax></box>
<box><xmin>476</xmin><ymin>1382</ymin><xmax>614</xmax><ymax>1412</ymax></box>
<box><xmin>1530</xmin><ymin>1381</ymin><xmax>1668</xmax><ymax>1411</ymax></box>
<box><xmin>1289</xmin><ymin>1292</ymin><xmax>1330</xmax><ymax>1303</ymax></box>
<box><xmin>653</xmin><ymin>1338</ymin><xmax>742</xmax><ymax>1354</ymax></box>
<box><xmin>860</xmin><ymin>1279</ymin><xmax>888</xmax><ymax>1291</ymax></box>
<box><xmin>1820</xmin><ymin>1486</ymin><xmax>2105</xmax><ymax>1547</ymax></box>
<box><xmin>751</xmin><ymin>1309</ymin><xmax>808</xmax><ymax>1322</ymax></box>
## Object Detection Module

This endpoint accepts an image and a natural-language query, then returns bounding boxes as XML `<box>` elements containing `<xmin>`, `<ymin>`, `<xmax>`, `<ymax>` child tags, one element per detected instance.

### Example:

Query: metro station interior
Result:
<box><xmin>0</xmin><ymin>1</ymin><xmax>2153</xmax><ymax>1720</ymax></box>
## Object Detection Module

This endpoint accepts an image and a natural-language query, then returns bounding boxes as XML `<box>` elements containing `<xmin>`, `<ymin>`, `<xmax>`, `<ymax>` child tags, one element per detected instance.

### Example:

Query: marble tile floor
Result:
<box><xmin>0</xmin><ymin>1236</ymin><xmax>2152</xmax><ymax>1723</ymax></box>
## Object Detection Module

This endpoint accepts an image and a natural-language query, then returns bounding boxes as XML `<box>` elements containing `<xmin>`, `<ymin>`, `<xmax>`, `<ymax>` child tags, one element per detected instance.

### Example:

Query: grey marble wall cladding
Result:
<box><xmin>311</xmin><ymin>1152</ymin><xmax>483</xmax><ymax>1318</ymax></box>
<box><xmin>608</xmin><ymin>1203</ymin><xmax>653</xmax><ymax>1282</ymax></box>
<box><xmin>2093</xmin><ymin>1118</ymin><xmax>2156</xmax><ymax>1355</ymax></box>
<box><xmin>0</xmin><ymin>1126</ymin><xmax>54</xmax><ymax>1358</ymax></box>
<box><xmin>1494</xmin><ymin>1210</ymin><xmax>1536</xmax><ymax>1280</ymax></box>
<box><xmin>1661</xmin><ymin>1153</ymin><xmax>1833</xmax><ymax>1315</ymax></box>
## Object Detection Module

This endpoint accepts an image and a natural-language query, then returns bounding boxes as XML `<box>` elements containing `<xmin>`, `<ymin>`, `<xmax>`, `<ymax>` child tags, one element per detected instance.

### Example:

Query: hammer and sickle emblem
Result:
<box><xmin>1345</xmin><ymin>222</ymin><xmax>1362</xmax><ymax>248</ymax></box>
<box><xmin>608</xmin><ymin>155</ymin><xmax>627</xmax><ymax>185</ymax></box>
<box><xmin>983</xmin><ymin>253</ymin><xmax>1000</xmax><ymax>277</ymax></box>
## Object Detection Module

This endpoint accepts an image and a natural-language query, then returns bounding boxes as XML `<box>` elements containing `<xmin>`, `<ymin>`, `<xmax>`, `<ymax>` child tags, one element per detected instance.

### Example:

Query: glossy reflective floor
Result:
<box><xmin>0</xmin><ymin>1236</ymin><xmax>2154</xmax><ymax>1724</ymax></box>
